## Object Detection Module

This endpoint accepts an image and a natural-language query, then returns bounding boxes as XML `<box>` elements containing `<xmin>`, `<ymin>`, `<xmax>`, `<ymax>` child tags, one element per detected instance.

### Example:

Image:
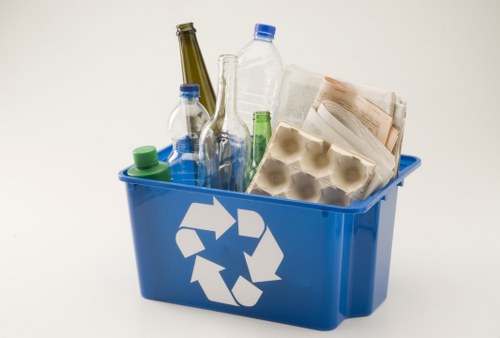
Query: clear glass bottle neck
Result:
<box><xmin>214</xmin><ymin>55</ymin><xmax>238</xmax><ymax>120</ymax></box>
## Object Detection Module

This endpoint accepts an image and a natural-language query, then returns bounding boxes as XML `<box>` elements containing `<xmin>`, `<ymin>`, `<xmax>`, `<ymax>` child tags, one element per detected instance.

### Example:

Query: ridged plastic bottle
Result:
<box><xmin>237</xmin><ymin>23</ymin><xmax>283</xmax><ymax>134</ymax></box>
<box><xmin>167</xmin><ymin>84</ymin><xmax>209</xmax><ymax>185</ymax></box>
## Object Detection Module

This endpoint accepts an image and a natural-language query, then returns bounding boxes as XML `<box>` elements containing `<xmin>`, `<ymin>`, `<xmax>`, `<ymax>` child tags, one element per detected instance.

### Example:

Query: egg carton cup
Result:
<box><xmin>247</xmin><ymin>122</ymin><xmax>376</xmax><ymax>206</ymax></box>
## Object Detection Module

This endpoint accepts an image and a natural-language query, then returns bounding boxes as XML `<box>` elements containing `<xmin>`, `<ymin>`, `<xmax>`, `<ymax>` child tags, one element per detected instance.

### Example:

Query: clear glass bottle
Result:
<box><xmin>167</xmin><ymin>84</ymin><xmax>209</xmax><ymax>185</ymax></box>
<box><xmin>250</xmin><ymin>111</ymin><xmax>272</xmax><ymax>180</ymax></box>
<box><xmin>176</xmin><ymin>22</ymin><xmax>216</xmax><ymax>116</ymax></box>
<box><xmin>198</xmin><ymin>55</ymin><xmax>251</xmax><ymax>192</ymax></box>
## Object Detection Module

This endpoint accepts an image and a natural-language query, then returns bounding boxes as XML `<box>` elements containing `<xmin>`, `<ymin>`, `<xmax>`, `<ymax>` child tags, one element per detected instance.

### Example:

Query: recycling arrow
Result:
<box><xmin>190</xmin><ymin>255</ymin><xmax>237</xmax><ymax>306</ymax></box>
<box><xmin>232</xmin><ymin>276</ymin><xmax>263</xmax><ymax>307</ymax></box>
<box><xmin>244</xmin><ymin>227</ymin><xmax>284</xmax><ymax>283</ymax></box>
<box><xmin>176</xmin><ymin>228</ymin><xmax>205</xmax><ymax>258</ymax></box>
<box><xmin>177</xmin><ymin>197</ymin><xmax>285</xmax><ymax>308</ymax></box>
<box><xmin>180</xmin><ymin>197</ymin><xmax>236</xmax><ymax>239</ymax></box>
<box><xmin>237</xmin><ymin>209</ymin><xmax>265</xmax><ymax>238</ymax></box>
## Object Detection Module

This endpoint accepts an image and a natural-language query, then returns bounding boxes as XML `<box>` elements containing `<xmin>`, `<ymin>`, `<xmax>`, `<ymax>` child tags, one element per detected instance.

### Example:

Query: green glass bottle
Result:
<box><xmin>176</xmin><ymin>22</ymin><xmax>216</xmax><ymax>116</ymax></box>
<box><xmin>250</xmin><ymin>111</ymin><xmax>272</xmax><ymax>179</ymax></box>
<box><xmin>127</xmin><ymin>146</ymin><xmax>171</xmax><ymax>182</ymax></box>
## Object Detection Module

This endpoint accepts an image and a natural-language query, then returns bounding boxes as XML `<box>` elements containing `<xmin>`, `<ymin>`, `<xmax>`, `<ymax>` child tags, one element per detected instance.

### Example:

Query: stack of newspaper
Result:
<box><xmin>274</xmin><ymin>65</ymin><xmax>407</xmax><ymax>198</ymax></box>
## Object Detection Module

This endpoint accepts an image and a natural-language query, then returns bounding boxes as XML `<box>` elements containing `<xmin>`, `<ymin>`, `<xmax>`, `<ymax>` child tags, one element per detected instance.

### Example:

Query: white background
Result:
<box><xmin>1</xmin><ymin>0</ymin><xmax>499</xmax><ymax>337</ymax></box>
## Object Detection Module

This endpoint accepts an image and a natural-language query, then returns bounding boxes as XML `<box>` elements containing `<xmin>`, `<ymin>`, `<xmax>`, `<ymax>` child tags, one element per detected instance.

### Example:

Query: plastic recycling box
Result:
<box><xmin>118</xmin><ymin>146</ymin><xmax>421</xmax><ymax>330</ymax></box>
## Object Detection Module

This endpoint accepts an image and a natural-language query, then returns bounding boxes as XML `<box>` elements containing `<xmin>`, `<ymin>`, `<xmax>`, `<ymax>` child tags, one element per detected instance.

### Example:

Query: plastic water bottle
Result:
<box><xmin>237</xmin><ymin>23</ymin><xmax>283</xmax><ymax>134</ymax></box>
<box><xmin>167</xmin><ymin>84</ymin><xmax>210</xmax><ymax>185</ymax></box>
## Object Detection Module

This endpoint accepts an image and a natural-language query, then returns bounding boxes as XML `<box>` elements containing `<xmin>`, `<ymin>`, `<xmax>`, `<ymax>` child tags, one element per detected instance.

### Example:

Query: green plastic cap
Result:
<box><xmin>132</xmin><ymin>146</ymin><xmax>159</xmax><ymax>169</ymax></box>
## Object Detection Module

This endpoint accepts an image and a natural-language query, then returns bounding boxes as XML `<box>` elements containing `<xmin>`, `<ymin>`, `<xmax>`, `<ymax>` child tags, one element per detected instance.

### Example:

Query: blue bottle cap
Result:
<box><xmin>180</xmin><ymin>83</ymin><xmax>200</xmax><ymax>98</ymax></box>
<box><xmin>254</xmin><ymin>23</ymin><xmax>276</xmax><ymax>40</ymax></box>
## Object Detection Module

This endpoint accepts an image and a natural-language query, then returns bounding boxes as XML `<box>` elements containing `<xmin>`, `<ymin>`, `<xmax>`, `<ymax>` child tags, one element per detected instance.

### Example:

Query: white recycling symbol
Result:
<box><xmin>175</xmin><ymin>197</ymin><xmax>284</xmax><ymax>307</ymax></box>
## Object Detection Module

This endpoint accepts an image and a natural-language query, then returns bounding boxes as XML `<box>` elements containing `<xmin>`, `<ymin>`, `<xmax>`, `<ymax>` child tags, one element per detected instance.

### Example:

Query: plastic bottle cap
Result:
<box><xmin>254</xmin><ymin>24</ymin><xmax>276</xmax><ymax>40</ymax></box>
<box><xmin>133</xmin><ymin>146</ymin><xmax>159</xmax><ymax>169</ymax></box>
<box><xmin>180</xmin><ymin>83</ymin><xmax>200</xmax><ymax>98</ymax></box>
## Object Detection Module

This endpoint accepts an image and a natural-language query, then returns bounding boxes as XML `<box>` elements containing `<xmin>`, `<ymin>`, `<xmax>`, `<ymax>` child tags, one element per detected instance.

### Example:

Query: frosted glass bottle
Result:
<box><xmin>167</xmin><ymin>84</ymin><xmax>209</xmax><ymax>185</ymax></box>
<box><xmin>237</xmin><ymin>23</ymin><xmax>283</xmax><ymax>134</ymax></box>
<box><xmin>198</xmin><ymin>55</ymin><xmax>251</xmax><ymax>192</ymax></box>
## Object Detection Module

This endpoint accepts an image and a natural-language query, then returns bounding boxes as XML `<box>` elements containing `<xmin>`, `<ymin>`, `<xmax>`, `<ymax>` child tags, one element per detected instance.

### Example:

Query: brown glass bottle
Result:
<box><xmin>176</xmin><ymin>23</ymin><xmax>216</xmax><ymax>116</ymax></box>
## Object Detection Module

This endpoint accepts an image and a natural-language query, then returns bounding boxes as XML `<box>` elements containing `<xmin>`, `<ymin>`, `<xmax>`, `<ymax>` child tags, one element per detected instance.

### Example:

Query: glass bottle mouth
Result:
<box><xmin>218</xmin><ymin>54</ymin><xmax>238</xmax><ymax>63</ymax></box>
<box><xmin>253</xmin><ymin>111</ymin><xmax>271</xmax><ymax>121</ymax></box>
<box><xmin>176</xmin><ymin>22</ymin><xmax>196</xmax><ymax>35</ymax></box>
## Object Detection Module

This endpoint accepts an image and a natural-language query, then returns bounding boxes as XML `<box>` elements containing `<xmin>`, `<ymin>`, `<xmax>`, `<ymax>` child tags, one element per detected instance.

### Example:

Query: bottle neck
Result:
<box><xmin>252</xmin><ymin>113</ymin><xmax>272</xmax><ymax>167</ymax></box>
<box><xmin>253</xmin><ymin>120</ymin><xmax>271</xmax><ymax>134</ymax></box>
<box><xmin>177</xmin><ymin>32</ymin><xmax>200</xmax><ymax>77</ymax></box>
<box><xmin>172</xmin><ymin>135</ymin><xmax>197</xmax><ymax>153</ymax></box>
<box><xmin>253</xmin><ymin>112</ymin><xmax>271</xmax><ymax>134</ymax></box>
<box><xmin>176</xmin><ymin>23</ymin><xmax>216</xmax><ymax>116</ymax></box>
<box><xmin>180</xmin><ymin>96</ymin><xmax>199</xmax><ymax>104</ymax></box>
<box><xmin>254</xmin><ymin>35</ymin><xmax>273</xmax><ymax>43</ymax></box>
<box><xmin>176</xmin><ymin>23</ymin><xmax>203</xmax><ymax>90</ymax></box>
<box><xmin>214</xmin><ymin>55</ymin><xmax>238</xmax><ymax>121</ymax></box>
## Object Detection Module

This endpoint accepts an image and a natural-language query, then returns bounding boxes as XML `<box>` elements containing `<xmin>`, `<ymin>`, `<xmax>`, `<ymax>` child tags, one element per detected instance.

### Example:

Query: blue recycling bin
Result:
<box><xmin>118</xmin><ymin>146</ymin><xmax>420</xmax><ymax>330</ymax></box>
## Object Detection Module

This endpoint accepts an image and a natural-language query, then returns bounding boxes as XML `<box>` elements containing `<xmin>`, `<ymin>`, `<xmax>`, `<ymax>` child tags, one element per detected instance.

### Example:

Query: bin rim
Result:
<box><xmin>118</xmin><ymin>146</ymin><xmax>421</xmax><ymax>214</ymax></box>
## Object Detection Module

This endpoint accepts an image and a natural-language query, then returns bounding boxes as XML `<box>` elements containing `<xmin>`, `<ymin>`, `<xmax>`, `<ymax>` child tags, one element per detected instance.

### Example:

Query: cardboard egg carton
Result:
<box><xmin>247</xmin><ymin>122</ymin><xmax>376</xmax><ymax>206</ymax></box>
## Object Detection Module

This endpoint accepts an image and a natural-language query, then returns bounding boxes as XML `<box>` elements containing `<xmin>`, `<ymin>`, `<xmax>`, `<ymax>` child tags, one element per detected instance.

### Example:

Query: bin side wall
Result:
<box><xmin>344</xmin><ymin>185</ymin><xmax>399</xmax><ymax>317</ymax></box>
<box><xmin>125</xmin><ymin>183</ymin><xmax>346</xmax><ymax>330</ymax></box>
<box><xmin>372</xmin><ymin>186</ymin><xmax>399</xmax><ymax>308</ymax></box>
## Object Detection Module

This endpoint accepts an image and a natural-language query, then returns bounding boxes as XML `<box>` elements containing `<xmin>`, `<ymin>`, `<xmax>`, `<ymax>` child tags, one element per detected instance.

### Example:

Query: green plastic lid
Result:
<box><xmin>132</xmin><ymin>146</ymin><xmax>159</xmax><ymax>169</ymax></box>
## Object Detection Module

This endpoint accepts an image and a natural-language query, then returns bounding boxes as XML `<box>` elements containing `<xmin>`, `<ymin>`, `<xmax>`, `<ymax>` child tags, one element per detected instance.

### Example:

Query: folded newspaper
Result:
<box><xmin>274</xmin><ymin>64</ymin><xmax>407</xmax><ymax>197</ymax></box>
